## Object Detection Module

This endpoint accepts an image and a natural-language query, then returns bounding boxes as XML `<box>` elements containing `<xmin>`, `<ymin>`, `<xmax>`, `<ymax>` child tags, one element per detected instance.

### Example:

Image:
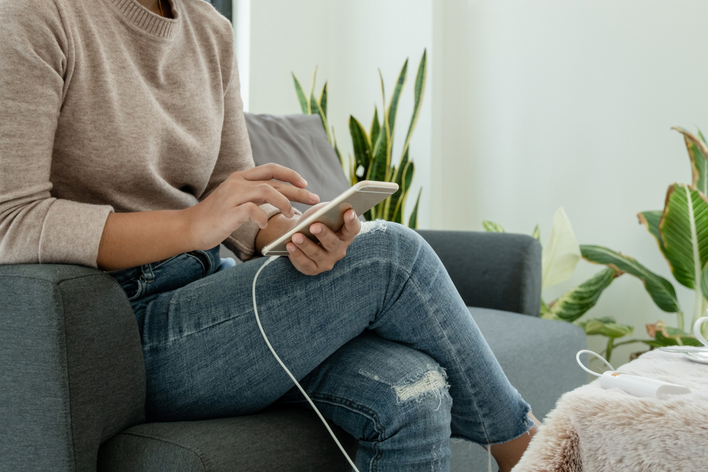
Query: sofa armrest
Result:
<box><xmin>0</xmin><ymin>264</ymin><xmax>145</xmax><ymax>472</ymax></box>
<box><xmin>417</xmin><ymin>230</ymin><xmax>542</xmax><ymax>317</ymax></box>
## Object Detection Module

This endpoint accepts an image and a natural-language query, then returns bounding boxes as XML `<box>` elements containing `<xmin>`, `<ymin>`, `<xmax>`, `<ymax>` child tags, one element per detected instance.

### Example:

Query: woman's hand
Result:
<box><xmin>185</xmin><ymin>164</ymin><xmax>319</xmax><ymax>250</ymax></box>
<box><xmin>286</xmin><ymin>204</ymin><xmax>361</xmax><ymax>276</ymax></box>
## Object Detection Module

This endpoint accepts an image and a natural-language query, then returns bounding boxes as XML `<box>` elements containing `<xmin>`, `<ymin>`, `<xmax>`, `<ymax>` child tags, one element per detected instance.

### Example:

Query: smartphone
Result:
<box><xmin>261</xmin><ymin>180</ymin><xmax>399</xmax><ymax>256</ymax></box>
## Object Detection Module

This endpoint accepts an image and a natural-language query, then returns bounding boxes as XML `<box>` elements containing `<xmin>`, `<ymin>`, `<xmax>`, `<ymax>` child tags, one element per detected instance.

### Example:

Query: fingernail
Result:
<box><xmin>287</xmin><ymin>243</ymin><xmax>296</xmax><ymax>253</ymax></box>
<box><xmin>293</xmin><ymin>234</ymin><xmax>304</xmax><ymax>244</ymax></box>
<box><xmin>301</xmin><ymin>179</ymin><xmax>308</xmax><ymax>187</ymax></box>
<box><xmin>347</xmin><ymin>211</ymin><xmax>357</xmax><ymax>222</ymax></box>
<box><xmin>311</xmin><ymin>225</ymin><xmax>321</xmax><ymax>235</ymax></box>
<box><xmin>309</xmin><ymin>193</ymin><xmax>319</xmax><ymax>204</ymax></box>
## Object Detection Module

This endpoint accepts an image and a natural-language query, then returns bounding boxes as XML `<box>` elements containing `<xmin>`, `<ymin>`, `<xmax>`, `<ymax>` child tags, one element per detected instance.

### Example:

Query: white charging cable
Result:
<box><xmin>252</xmin><ymin>255</ymin><xmax>360</xmax><ymax>472</ymax></box>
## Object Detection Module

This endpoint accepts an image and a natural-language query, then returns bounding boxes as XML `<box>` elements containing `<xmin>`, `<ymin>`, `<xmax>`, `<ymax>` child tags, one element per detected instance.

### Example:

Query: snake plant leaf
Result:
<box><xmin>319</xmin><ymin>82</ymin><xmax>328</xmax><ymax>119</ymax></box>
<box><xmin>658</xmin><ymin>183</ymin><xmax>708</xmax><ymax>290</ymax></box>
<box><xmin>532</xmin><ymin>225</ymin><xmax>541</xmax><ymax>245</ymax></box>
<box><xmin>542</xmin><ymin>207</ymin><xmax>581</xmax><ymax>290</ymax></box>
<box><xmin>349</xmin><ymin>116</ymin><xmax>371</xmax><ymax>173</ymax></box>
<box><xmin>292</xmin><ymin>73</ymin><xmax>310</xmax><ymax>114</ymax></box>
<box><xmin>370</xmin><ymin>107</ymin><xmax>381</xmax><ymax>153</ymax></box>
<box><xmin>389</xmin><ymin>151</ymin><xmax>411</xmax><ymax>222</ymax></box>
<box><xmin>576</xmin><ymin>317</ymin><xmax>633</xmax><ymax>339</ymax></box>
<box><xmin>311</xmin><ymin>94</ymin><xmax>331</xmax><ymax>144</ymax></box>
<box><xmin>386</xmin><ymin>59</ymin><xmax>409</xmax><ymax>147</ymax></box>
<box><xmin>581</xmin><ymin>245</ymin><xmax>681</xmax><ymax>313</ymax></box>
<box><xmin>331</xmin><ymin>128</ymin><xmax>344</xmax><ymax>168</ymax></box>
<box><xmin>408</xmin><ymin>188</ymin><xmax>421</xmax><ymax>229</ymax></box>
<box><xmin>672</xmin><ymin>126</ymin><xmax>708</xmax><ymax>194</ymax></box>
<box><xmin>638</xmin><ymin>210</ymin><xmax>668</xmax><ymax>259</ymax></box>
<box><xmin>401</xmin><ymin>49</ymin><xmax>427</xmax><ymax>160</ymax></box>
<box><xmin>544</xmin><ymin>268</ymin><xmax>620</xmax><ymax>323</ymax></box>
<box><xmin>368</xmin><ymin>121</ymin><xmax>389</xmax><ymax>183</ymax></box>
<box><xmin>482</xmin><ymin>221</ymin><xmax>506</xmax><ymax>233</ymax></box>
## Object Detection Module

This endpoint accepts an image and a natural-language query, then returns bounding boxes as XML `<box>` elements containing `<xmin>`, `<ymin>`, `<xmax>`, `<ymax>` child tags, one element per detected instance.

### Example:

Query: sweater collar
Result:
<box><xmin>104</xmin><ymin>0</ymin><xmax>180</xmax><ymax>39</ymax></box>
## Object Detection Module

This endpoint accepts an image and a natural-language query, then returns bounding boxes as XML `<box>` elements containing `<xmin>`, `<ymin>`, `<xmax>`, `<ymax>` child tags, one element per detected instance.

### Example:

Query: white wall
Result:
<box><xmin>237</xmin><ymin>0</ymin><xmax>708</xmax><ymax>366</ymax></box>
<box><xmin>238</xmin><ymin>0</ymin><xmax>433</xmax><ymax>227</ymax></box>
<box><xmin>432</xmin><ymin>0</ymin><xmax>708</xmax><ymax>365</ymax></box>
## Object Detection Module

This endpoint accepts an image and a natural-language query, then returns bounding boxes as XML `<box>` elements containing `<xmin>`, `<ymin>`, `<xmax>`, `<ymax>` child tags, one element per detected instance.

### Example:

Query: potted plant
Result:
<box><xmin>292</xmin><ymin>51</ymin><xmax>427</xmax><ymax>228</ymax></box>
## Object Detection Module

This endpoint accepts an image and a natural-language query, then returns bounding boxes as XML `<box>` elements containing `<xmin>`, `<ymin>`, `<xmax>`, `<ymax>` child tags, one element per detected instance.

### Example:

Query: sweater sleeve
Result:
<box><xmin>0</xmin><ymin>0</ymin><xmax>113</xmax><ymax>267</ymax></box>
<box><xmin>201</xmin><ymin>50</ymin><xmax>279</xmax><ymax>261</ymax></box>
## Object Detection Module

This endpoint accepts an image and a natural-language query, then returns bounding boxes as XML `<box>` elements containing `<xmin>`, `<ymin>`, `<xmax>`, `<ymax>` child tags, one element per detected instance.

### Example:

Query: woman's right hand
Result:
<box><xmin>184</xmin><ymin>163</ymin><xmax>320</xmax><ymax>250</ymax></box>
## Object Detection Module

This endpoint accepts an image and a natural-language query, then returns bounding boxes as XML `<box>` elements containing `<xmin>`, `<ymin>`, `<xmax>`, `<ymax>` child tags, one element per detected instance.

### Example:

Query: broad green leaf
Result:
<box><xmin>482</xmin><ymin>221</ymin><xmax>506</xmax><ymax>233</ymax></box>
<box><xmin>581</xmin><ymin>245</ymin><xmax>681</xmax><ymax>313</ymax></box>
<box><xmin>547</xmin><ymin>268</ymin><xmax>619</xmax><ymax>323</ymax></box>
<box><xmin>349</xmin><ymin>117</ymin><xmax>371</xmax><ymax>172</ymax></box>
<box><xmin>576</xmin><ymin>317</ymin><xmax>633</xmax><ymax>338</ymax></box>
<box><xmin>659</xmin><ymin>183</ymin><xmax>708</xmax><ymax>290</ymax></box>
<box><xmin>292</xmin><ymin>73</ymin><xmax>310</xmax><ymax>114</ymax></box>
<box><xmin>401</xmin><ymin>50</ymin><xmax>427</xmax><ymax>160</ymax></box>
<box><xmin>540</xmin><ymin>299</ymin><xmax>554</xmax><ymax>319</ymax></box>
<box><xmin>698</xmin><ymin>127</ymin><xmax>708</xmax><ymax>145</ymax></box>
<box><xmin>541</xmin><ymin>207</ymin><xmax>581</xmax><ymax>290</ymax></box>
<box><xmin>638</xmin><ymin>210</ymin><xmax>668</xmax><ymax>259</ymax></box>
<box><xmin>532</xmin><ymin>225</ymin><xmax>541</xmax><ymax>244</ymax></box>
<box><xmin>319</xmin><ymin>82</ymin><xmax>328</xmax><ymax>119</ymax></box>
<box><xmin>645</xmin><ymin>322</ymin><xmax>701</xmax><ymax>346</ymax></box>
<box><xmin>702</xmin><ymin>263</ymin><xmax>708</xmax><ymax>302</ymax></box>
<box><xmin>408</xmin><ymin>188</ymin><xmax>422</xmax><ymax>229</ymax></box>
<box><xmin>672</xmin><ymin>126</ymin><xmax>708</xmax><ymax>194</ymax></box>
<box><xmin>386</xmin><ymin>59</ymin><xmax>409</xmax><ymax>149</ymax></box>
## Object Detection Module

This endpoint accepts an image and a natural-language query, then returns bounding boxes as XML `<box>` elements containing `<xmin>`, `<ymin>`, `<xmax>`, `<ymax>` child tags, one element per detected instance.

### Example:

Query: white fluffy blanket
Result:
<box><xmin>511</xmin><ymin>350</ymin><xmax>708</xmax><ymax>472</ymax></box>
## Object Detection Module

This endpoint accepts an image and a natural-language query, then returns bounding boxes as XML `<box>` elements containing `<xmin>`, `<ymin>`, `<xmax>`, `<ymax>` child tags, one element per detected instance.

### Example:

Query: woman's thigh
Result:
<box><xmin>138</xmin><ymin>221</ymin><xmax>419</xmax><ymax>421</ymax></box>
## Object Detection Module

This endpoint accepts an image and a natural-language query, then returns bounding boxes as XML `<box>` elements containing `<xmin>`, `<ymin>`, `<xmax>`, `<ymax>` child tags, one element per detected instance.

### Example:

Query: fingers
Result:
<box><xmin>338</xmin><ymin>209</ymin><xmax>361</xmax><ymax>241</ymax></box>
<box><xmin>270</xmin><ymin>180</ymin><xmax>320</xmax><ymax>206</ymax></box>
<box><xmin>243</xmin><ymin>163</ymin><xmax>308</xmax><ymax>188</ymax></box>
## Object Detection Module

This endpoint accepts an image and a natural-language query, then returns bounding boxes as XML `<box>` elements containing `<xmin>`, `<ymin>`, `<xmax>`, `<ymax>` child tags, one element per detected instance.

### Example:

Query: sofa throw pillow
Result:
<box><xmin>244</xmin><ymin>113</ymin><xmax>350</xmax><ymax>213</ymax></box>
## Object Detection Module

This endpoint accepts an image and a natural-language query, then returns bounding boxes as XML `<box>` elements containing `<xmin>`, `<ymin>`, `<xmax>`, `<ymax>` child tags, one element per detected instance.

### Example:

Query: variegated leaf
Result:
<box><xmin>659</xmin><ymin>183</ymin><xmax>708</xmax><ymax>290</ymax></box>
<box><xmin>542</xmin><ymin>208</ymin><xmax>581</xmax><ymax>289</ymax></box>
<box><xmin>581</xmin><ymin>245</ymin><xmax>681</xmax><ymax>313</ymax></box>
<box><xmin>545</xmin><ymin>268</ymin><xmax>619</xmax><ymax>323</ymax></box>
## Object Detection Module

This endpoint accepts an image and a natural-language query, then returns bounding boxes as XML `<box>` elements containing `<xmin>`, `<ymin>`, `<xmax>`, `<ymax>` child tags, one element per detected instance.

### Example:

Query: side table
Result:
<box><xmin>511</xmin><ymin>350</ymin><xmax>708</xmax><ymax>472</ymax></box>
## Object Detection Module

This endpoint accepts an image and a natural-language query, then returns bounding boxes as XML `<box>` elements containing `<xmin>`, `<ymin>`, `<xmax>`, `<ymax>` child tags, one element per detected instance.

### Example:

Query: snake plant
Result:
<box><xmin>292</xmin><ymin>51</ymin><xmax>427</xmax><ymax>228</ymax></box>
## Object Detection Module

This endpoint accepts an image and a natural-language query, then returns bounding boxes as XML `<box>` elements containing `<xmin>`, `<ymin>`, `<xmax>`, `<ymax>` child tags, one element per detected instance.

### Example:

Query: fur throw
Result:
<box><xmin>511</xmin><ymin>350</ymin><xmax>708</xmax><ymax>472</ymax></box>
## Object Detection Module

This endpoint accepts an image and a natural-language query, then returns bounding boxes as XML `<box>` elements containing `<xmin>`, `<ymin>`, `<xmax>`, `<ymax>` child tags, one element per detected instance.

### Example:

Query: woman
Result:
<box><xmin>0</xmin><ymin>0</ymin><xmax>538</xmax><ymax>470</ymax></box>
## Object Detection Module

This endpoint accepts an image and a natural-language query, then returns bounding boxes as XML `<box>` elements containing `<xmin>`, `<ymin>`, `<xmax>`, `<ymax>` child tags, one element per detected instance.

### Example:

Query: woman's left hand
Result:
<box><xmin>287</xmin><ymin>205</ymin><xmax>361</xmax><ymax>276</ymax></box>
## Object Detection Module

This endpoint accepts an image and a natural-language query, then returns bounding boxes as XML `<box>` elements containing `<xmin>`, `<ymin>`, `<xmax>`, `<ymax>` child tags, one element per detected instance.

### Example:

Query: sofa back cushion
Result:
<box><xmin>245</xmin><ymin>113</ymin><xmax>349</xmax><ymax>213</ymax></box>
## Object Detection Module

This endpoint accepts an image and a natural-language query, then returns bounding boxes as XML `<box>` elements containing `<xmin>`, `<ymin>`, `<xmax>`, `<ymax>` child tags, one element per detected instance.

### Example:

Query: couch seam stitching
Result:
<box><xmin>116</xmin><ymin>432</ymin><xmax>209</xmax><ymax>471</ymax></box>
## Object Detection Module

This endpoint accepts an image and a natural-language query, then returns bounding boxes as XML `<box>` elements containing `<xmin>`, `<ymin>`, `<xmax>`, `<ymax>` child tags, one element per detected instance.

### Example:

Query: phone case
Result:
<box><xmin>262</xmin><ymin>181</ymin><xmax>399</xmax><ymax>256</ymax></box>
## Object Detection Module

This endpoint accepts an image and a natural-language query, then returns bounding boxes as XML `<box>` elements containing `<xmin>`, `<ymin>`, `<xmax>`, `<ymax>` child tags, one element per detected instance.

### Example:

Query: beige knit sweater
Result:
<box><xmin>0</xmin><ymin>0</ymin><xmax>277</xmax><ymax>268</ymax></box>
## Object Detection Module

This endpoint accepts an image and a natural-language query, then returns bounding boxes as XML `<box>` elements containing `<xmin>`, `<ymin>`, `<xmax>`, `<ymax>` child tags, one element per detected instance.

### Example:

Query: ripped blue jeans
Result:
<box><xmin>108</xmin><ymin>221</ymin><xmax>533</xmax><ymax>471</ymax></box>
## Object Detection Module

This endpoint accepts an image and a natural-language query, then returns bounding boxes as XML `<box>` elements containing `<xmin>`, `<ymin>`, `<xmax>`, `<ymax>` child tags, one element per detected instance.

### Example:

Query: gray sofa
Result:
<box><xmin>0</xmin><ymin>114</ymin><xmax>587</xmax><ymax>472</ymax></box>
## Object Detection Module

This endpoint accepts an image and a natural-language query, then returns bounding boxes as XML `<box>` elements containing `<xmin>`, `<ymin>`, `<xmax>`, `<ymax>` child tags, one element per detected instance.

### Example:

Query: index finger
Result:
<box><xmin>243</xmin><ymin>163</ymin><xmax>308</xmax><ymax>188</ymax></box>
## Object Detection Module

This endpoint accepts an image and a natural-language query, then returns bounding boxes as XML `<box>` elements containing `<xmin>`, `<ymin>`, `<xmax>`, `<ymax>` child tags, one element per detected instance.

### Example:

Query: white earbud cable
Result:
<box><xmin>576</xmin><ymin>349</ymin><xmax>615</xmax><ymax>377</ymax></box>
<box><xmin>252</xmin><ymin>255</ymin><xmax>360</xmax><ymax>472</ymax></box>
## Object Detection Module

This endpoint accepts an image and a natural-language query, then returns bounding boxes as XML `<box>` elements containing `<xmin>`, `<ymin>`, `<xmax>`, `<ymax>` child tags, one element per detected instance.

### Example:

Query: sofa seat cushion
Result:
<box><xmin>468</xmin><ymin>306</ymin><xmax>587</xmax><ymax>419</ymax></box>
<box><xmin>97</xmin><ymin>408</ymin><xmax>357</xmax><ymax>472</ymax></box>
